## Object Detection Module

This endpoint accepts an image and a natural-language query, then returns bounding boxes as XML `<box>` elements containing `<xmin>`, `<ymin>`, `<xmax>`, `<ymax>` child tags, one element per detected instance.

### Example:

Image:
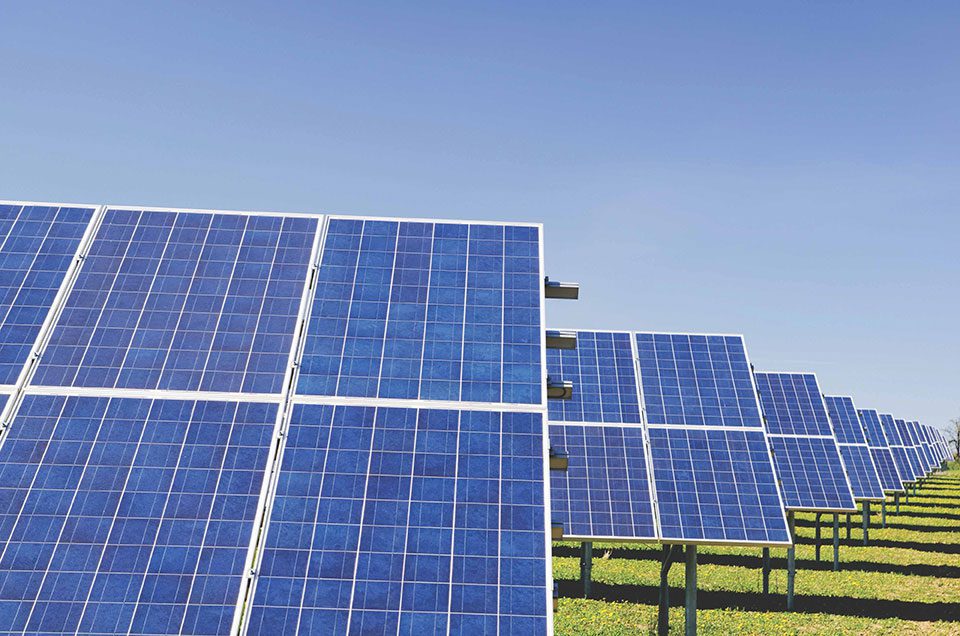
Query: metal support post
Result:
<box><xmin>846</xmin><ymin>513</ymin><xmax>851</xmax><ymax>539</ymax></box>
<box><xmin>881</xmin><ymin>499</ymin><xmax>886</xmax><ymax>527</ymax></box>
<box><xmin>814</xmin><ymin>513</ymin><xmax>821</xmax><ymax>561</ymax></box>
<box><xmin>786</xmin><ymin>512</ymin><xmax>796</xmax><ymax>611</ymax></box>
<box><xmin>685</xmin><ymin>546</ymin><xmax>697</xmax><ymax>636</ymax></box>
<box><xmin>580</xmin><ymin>541</ymin><xmax>593</xmax><ymax>598</ymax></box>
<box><xmin>658</xmin><ymin>545</ymin><xmax>677</xmax><ymax>636</ymax></box>
<box><xmin>762</xmin><ymin>547</ymin><xmax>770</xmax><ymax>595</ymax></box>
<box><xmin>895</xmin><ymin>492</ymin><xmax>900</xmax><ymax>513</ymax></box>
<box><xmin>832</xmin><ymin>513</ymin><xmax>840</xmax><ymax>571</ymax></box>
<box><xmin>862</xmin><ymin>502</ymin><xmax>870</xmax><ymax>546</ymax></box>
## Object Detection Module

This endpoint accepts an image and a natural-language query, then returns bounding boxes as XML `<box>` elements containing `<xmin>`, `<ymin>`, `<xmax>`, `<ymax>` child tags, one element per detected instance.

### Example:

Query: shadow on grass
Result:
<box><xmin>793</xmin><ymin>518</ymin><xmax>958</xmax><ymax>534</ymax></box>
<box><xmin>552</xmin><ymin>546</ymin><xmax>960</xmax><ymax>578</ymax></box>
<box><xmin>557</xmin><ymin>579</ymin><xmax>960</xmax><ymax>621</ymax></box>
<box><xmin>794</xmin><ymin>535</ymin><xmax>960</xmax><ymax>554</ymax></box>
<box><xmin>887</xmin><ymin>510</ymin><xmax>960</xmax><ymax>522</ymax></box>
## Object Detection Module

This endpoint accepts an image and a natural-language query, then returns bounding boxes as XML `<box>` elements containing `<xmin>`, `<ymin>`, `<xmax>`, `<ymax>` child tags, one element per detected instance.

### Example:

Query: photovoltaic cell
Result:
<box><xmin>755</xmin><ymin>372</ymin><xmax>855</xmax><ymax>512</ymax></box>
<box><xmin>0</xmin><ymin>394</ymin><xmax>276</xmax><ymax>635</ymax></box>
<box><xmin>881</xmin><ymin>414</ymin><xmax>916</xmax><ymax>484</ymax></box>
<box><xmin>910</xmin><ymin>421</ymin><xmax>934</xmax><ymax>471</ymax></box>
<box><xmin>635</xmin><ymin>333</ymin><xmax>762</xmax><ymax>428</ymax></box>
<box><xmin>0</xmin><ymin>204</ymin><xmax>94</xmax><ymax>385</ymax></box>
<box><xmin>247</xmin><ymin>404</ymin><xmax>548</xmax><ymax>635</ymax></box>
<box><xmin>548</xmin><ymin>424</ymin><xmax>655</xmax><ymax>540</ymax></box>
<box><xmin>648</xmin><ymin>427</ymin><xmax>789</xmax><ymax>543</ymax></box>
<box><xmin>547</xmin><ymin>331</ymin><xmax>640</xmax><ymax>424</ymax></box>
<box><xmin>857</xmin><ymin>409</ymin><xmax>904</xmax><ymax>492</ymax></box>
<box><xmin>33</xmin><ymin>209</ymin><xmax>317</xmax><ymax>394</ymax></box>
<box><xmin>295</xmin><ymin>219</ymin><xmax>543</xmax><ymax>405</ymax></box>
<box><xmin>895</xmin><ymin>419</ymin><xmax>924</xmax><ymax>480</ymax></box>
<box><xmin>824</xmin><ymin>396</ymin><xmax>883</xmax><ymax>500</ymax></box>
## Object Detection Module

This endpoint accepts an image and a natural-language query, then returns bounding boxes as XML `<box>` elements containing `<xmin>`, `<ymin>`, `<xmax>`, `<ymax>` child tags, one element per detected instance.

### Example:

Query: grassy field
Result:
<box><xmin>553</xmin><ymin>462</ymin><xmax>960</xmax><ymax>635</ymax></box>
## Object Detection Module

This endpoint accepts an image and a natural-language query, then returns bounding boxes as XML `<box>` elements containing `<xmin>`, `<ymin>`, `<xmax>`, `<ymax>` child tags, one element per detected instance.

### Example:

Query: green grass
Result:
<box><xmin>553</xmin><ymin>462</ymin><xmax>960</xmax><ymax>634</ymax></box>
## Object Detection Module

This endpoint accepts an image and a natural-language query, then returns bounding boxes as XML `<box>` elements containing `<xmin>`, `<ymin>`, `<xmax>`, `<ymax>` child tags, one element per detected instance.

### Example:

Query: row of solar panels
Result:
<box><xmin>0</xmin><ymin>203</ymin><xmax>552</xmax><ymax>635</ymax></box>
<box><xmin>0</xmin><ymin>202</ymin><xmax>949</xmax><ymax>635</ymax></box>
<box><xmin>547</xmin><ymin>330</ymin><xmax>949</xmax><ymax>545</ymax></box>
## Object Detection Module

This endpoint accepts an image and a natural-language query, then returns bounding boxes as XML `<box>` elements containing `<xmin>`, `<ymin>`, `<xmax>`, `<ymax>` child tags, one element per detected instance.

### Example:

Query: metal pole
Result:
<box><xmin>832</xmin><ymin>513</ymin><xmax>840</xmax><ymax>571</ymax></box>
<box><xmin>862</xmin><ymin>502</ymin><xmax>870</xmax><ymax>546</ymax></box>
<box><xmin>881</xmin><ymin>499</ymin><xmax>886</xmax><ymax>527</ymax></box>
<box><xmin>658</xmin><ymin>545</ymin><xmax>673</xmax><ymax>636</ymax></box>
<box><xmin>685</xmin><ymin>546</ymin><xmax>697</xmax><ymax>636</ymax></box>
<box><xmin>904</xmin><ymin>487</ymin><xmax>909</xmax><ymax>504</ymax></box>
<box><xmin>762</xmin><ymin>547</ymin><xmax>770</xmax><ymax>595</ymax></box>
<box><xmin>814</xmin><ymin>513</ymin><xmax>821</xmax><ymax>561</ymax></box>
<box><xmin>895</xmin><ymin>492</ymin><xmax>900</xmax><ymax>513</ymax></box>
<box><xmin>786</xmin><ymin>511</ymin><xmax>796</xmax><ymax>611</ymax></box>
<box><xmin>580</xmin><ymin>541</ymin><xmax>593</xmax><ymax>598</ymax></box>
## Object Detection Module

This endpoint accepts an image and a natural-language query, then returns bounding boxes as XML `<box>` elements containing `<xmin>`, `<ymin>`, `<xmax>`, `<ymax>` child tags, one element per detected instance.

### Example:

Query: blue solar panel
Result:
<box><xmin>247</xmin><ymin>404</ymin><xmax>548</xmax><ymax>635</ymax></box>
<box><xmin>295</xmin><ymin>219</ymin><xmax>543</xmax><ymax>405</ymax></box>
<box><xmin>0</xmin><ymin>394</ymin><xmax>276</xmax><ymax>635</ymax></box>
<box><xmin>33</xmin><ymin>209</ymin><xmax>317</xmax><ymax>394</ymax></box>
<box><xmin>635</xmin><ymin>333</ymin><xmax>762</xmax><ymax>427</ymax></box>
<box><xmin>823</xmin><ymin>396</ymin><xmax>883</xmax><ymax>501</ymax></box>
<box><xmin>547</xmin><ymin>331</ymin><xmax>640</xmax><ymax>424</ymax></box>
<box><xmin>911</xmin><ymin>422</ymin><xmax>935</xmax><ymax>471</ymax></box>
<box><xmin>755</xmin><ymin>373</ymin><xmax>856</xmax><ymax>512</ymax></box>
<box><xmin>767</xmin><ymin>436</ymin><xmax>857</xmax><ymax>511</ymax></box>
<box><xmin>895</xmin><ymin>419</ymin><xmax>924</xmax><ymax>480</ymax></box>
<box><xmin>0</xmin><ymin>204</ymin><xmax>94</xmax><ymax>386</ymax></box>
<box><xmin>823</xmin><ymin>396</ymin><xmax>867</xmax><ymax>446</ymax></box>
<box><xmin>754</xmin><ymin>373</ymin><xmax>832</xmax><ymax>436</ymax></box>
<box><xmin>857</xmin><ymin>408</ymin><xmax>888</xmax><ymax>449</ymax></box>
<box><xmin>648</xmin><ymin>427</ymin><xmax>789</xmax><ymax>543</ymax></box>
<box><xmin>548</xmin><ymin>423</ymin><xmax>655</xmax><ymax>540</ymax></box>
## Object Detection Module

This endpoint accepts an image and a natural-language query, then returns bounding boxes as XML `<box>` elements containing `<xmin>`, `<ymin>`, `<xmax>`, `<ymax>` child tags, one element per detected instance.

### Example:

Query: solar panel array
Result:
<box><xmin>910</xmin><ymin>421</ymin><xmax>935</xmax><ymax>471</ymax></box>
<box><xmin>0</xmin><ymin>204</ymin><xmax>554</xmax><ymax>636</ymax></box>
<box><xmin>856</xmin><ymin>408</ymin><xmax>905</xmax><ymax>492</ymax></box>
<box><xmin>894</xmin><ymin>418</ymin><xmax>924</xmax><ymax>481</ymax></box>
<box><xmin>754</xmin><ymin>373</ymin><xmax>856</xmax><ymax>512</ymax></box>
<box><xmin>823</xmin><ymin>396</ymin><xmax>884</xmax><ymax>501</ymax></box>
<box><xmin>247</xmin><ymin>217</ymin><xmax>551</xmax><ymax>634</ymax></box>
<box><xmin>546</xmin><ymin>331</ymin><xmax>656</xmax><ymax>541</ymax></box>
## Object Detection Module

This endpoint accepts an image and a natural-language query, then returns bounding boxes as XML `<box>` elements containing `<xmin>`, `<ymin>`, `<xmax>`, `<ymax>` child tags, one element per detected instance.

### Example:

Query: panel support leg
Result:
<box><xmin>904</xmin><ymin>487</ymin><xmax>909</xmax><ymax>504</ymax></box>
<box><xmin>658</xmin><ymin>545</ymin><xmax>678</xmax><ymax>636</ymax></box>
<box><xmin>862</xmin><ymin>502</ymin><xmax>870</xmax><ymax>546</ymax></box>
<box><xmin>685</xmin><ymin>546</ymin><xmax>697</xmax><ymax>636</ymax></box>
<box><xmin>846</xmin><ymin>513</ymin><xmax>851</xmax><ymax>539</ymax></box>
<box><xmin>895</xmin><ymin>492</ymin><xmax>900</xmax><ymax>513</ymax></box>
<box><xmin>579</xmin><ymin>541</ymin><xmax>593</xmax><ymax>598</ymax></box>
<box><xmin>786</xmin><ymin>511</ymin><xmax>796</xmax><ymax>611</ymax></box>
<box><xmin>881</xmin><ymin>499</ymin><xmax>887</xmax><ymax>528</ymax></box>
<box><xmin>762</xmin><ymin>547</ymin><xmax>770</xmax><ymax>595</ymax></box>
<box><xmin>814</xmin><ymin>513</ymin><xmax>821</xmax><ymax>561</ymax></box>
<box><xmin>833</xmin><ymin>513</ymin><xmax>840</xmax><ymax>571</ymax></box>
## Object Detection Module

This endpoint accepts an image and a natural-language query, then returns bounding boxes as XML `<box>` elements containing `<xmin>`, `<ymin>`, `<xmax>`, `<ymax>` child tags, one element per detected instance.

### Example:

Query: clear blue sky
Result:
<box><xmin>2</xmin><ymin>2</ymin><xmax>957</xmax><ymax>435</ymax></box>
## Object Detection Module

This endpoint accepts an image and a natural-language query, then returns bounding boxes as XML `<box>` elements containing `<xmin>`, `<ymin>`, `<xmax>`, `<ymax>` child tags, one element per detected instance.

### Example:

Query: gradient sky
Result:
<box><xmin>2</xmin><ymin>2</ymin><xmax>957</xmax><ymax>435</ymax></box>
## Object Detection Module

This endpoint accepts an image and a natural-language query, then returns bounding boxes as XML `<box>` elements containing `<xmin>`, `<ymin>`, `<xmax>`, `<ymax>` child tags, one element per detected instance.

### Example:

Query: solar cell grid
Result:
<box><xmin>754</xmin><ymin>373</ymin><xmax>832</xmax><ymax>437</ymax></box>
<box><xmin>823</xmin><ymin>396</ymin><xmax>866</xmax><ymax>446</ymax></box>
<box><xmin>895</xmin><ymin>419</ymin><xmax>924</xmax><ymax>480</ymax></box>
<box><xmin>33</xmin><ymin>208</ymin><xmax>318</xmax><ymax>395</ymax></box>
<box><xmin>767</xmin><ymin>436</ymin><xmax>857</xmax><ymax>511</ymax></box>
<box><xmin>247</xmin><ymin>403</ymin><xmax>548</xmax><ymax>635</ymax></box>
<box><xmin>635</xmin><ymin>333</ymin><xmax>762</xmax><ymax>428</ymax></box>
<box><xmin>548</xmin><ymin>423</ymin><xmax>655</xmax><ymax>540</ymax></box>
<box><xmin>0</xmin><ymin>204</ymin><xmax>95</xmax><ymax>386</ymax></box>
<box><xmin>857</xmin><ymin>409</ymin><xmax>888</xmax><ymax>449</ymax></box>
<box><xmin>547</xmin><ymin>331</ymin><xmax>640</xmax><ymax>424</ymax></box>
<box><xmin>647</xmin><ymin>427</ymin><xmax>789</xmax><ymax>543</ymax></box>
<box><xmin>823</xmin><ymin>396</ymin><xmax>883</xmax><ymax>501</ymax></box>
<box><xmin>0</xmin><ymin>393</ymin><xmax>277</xmax><ymax>635</ymax></box>
<box><xmin>295</xmin><ymin>218</ymin><xmax>543</xmax><ymax>406</ymax></box>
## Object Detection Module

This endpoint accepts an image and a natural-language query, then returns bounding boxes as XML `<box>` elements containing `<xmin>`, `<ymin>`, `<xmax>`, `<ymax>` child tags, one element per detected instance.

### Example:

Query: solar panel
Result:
<box><xmin>0</xmin><ymin>204</ymin><xmax>95</xmax><ymax>387</ymax></box>
<box><xmin>547</xmin><ymin>331</ymin><xmax>640</xmax><ymax>424</ymax></box>
<box><xmin>856</xmin><ymin>408</ymin><xmax>904</xmax><ymax>492</ymax></box>
<box><xmin>636</xmin><ymin>333</ymin><xmax>790</xmax><ymax>545</ymax></box>
<box><xmin>245</xmin><ymin>404</ymin><xmax>549</xmax><ymax>634</ymax></box>
<box><xmin>754</xmin><ymin>372</ymin><xmax>856</xmax><ymax>512</ymax></box>
<box><xmin>32</xmin><ymin>208</ymin><xmax>318</xmax><ymax>394</ymax></box>
<box><xmin>823</xmin><ymin>396</ymin><xmax>883</xmax><ymax>501</ymax></box>
<box><xmin>910</xmin><ymin>421</ymin><xmax>935</xmax><ymax>471</ymax></box>
<box><xmin>544</xmin><ymin>330</ymin><xmax>656</xmax><ymax>542</ymax></box>
<box><xmin>549</xmin><ymin>424</ymin><xmax>655</xmax><ymax>541</ymax></box>
<box><xmin>295</xmin><ymin>219</ymin><xmax>543</xmax><ymax>405</ymax></box>
<box><xmin>0</xmin><ymin>393</ymin><xmax>277</xmax><ymax>635</ymax></box>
